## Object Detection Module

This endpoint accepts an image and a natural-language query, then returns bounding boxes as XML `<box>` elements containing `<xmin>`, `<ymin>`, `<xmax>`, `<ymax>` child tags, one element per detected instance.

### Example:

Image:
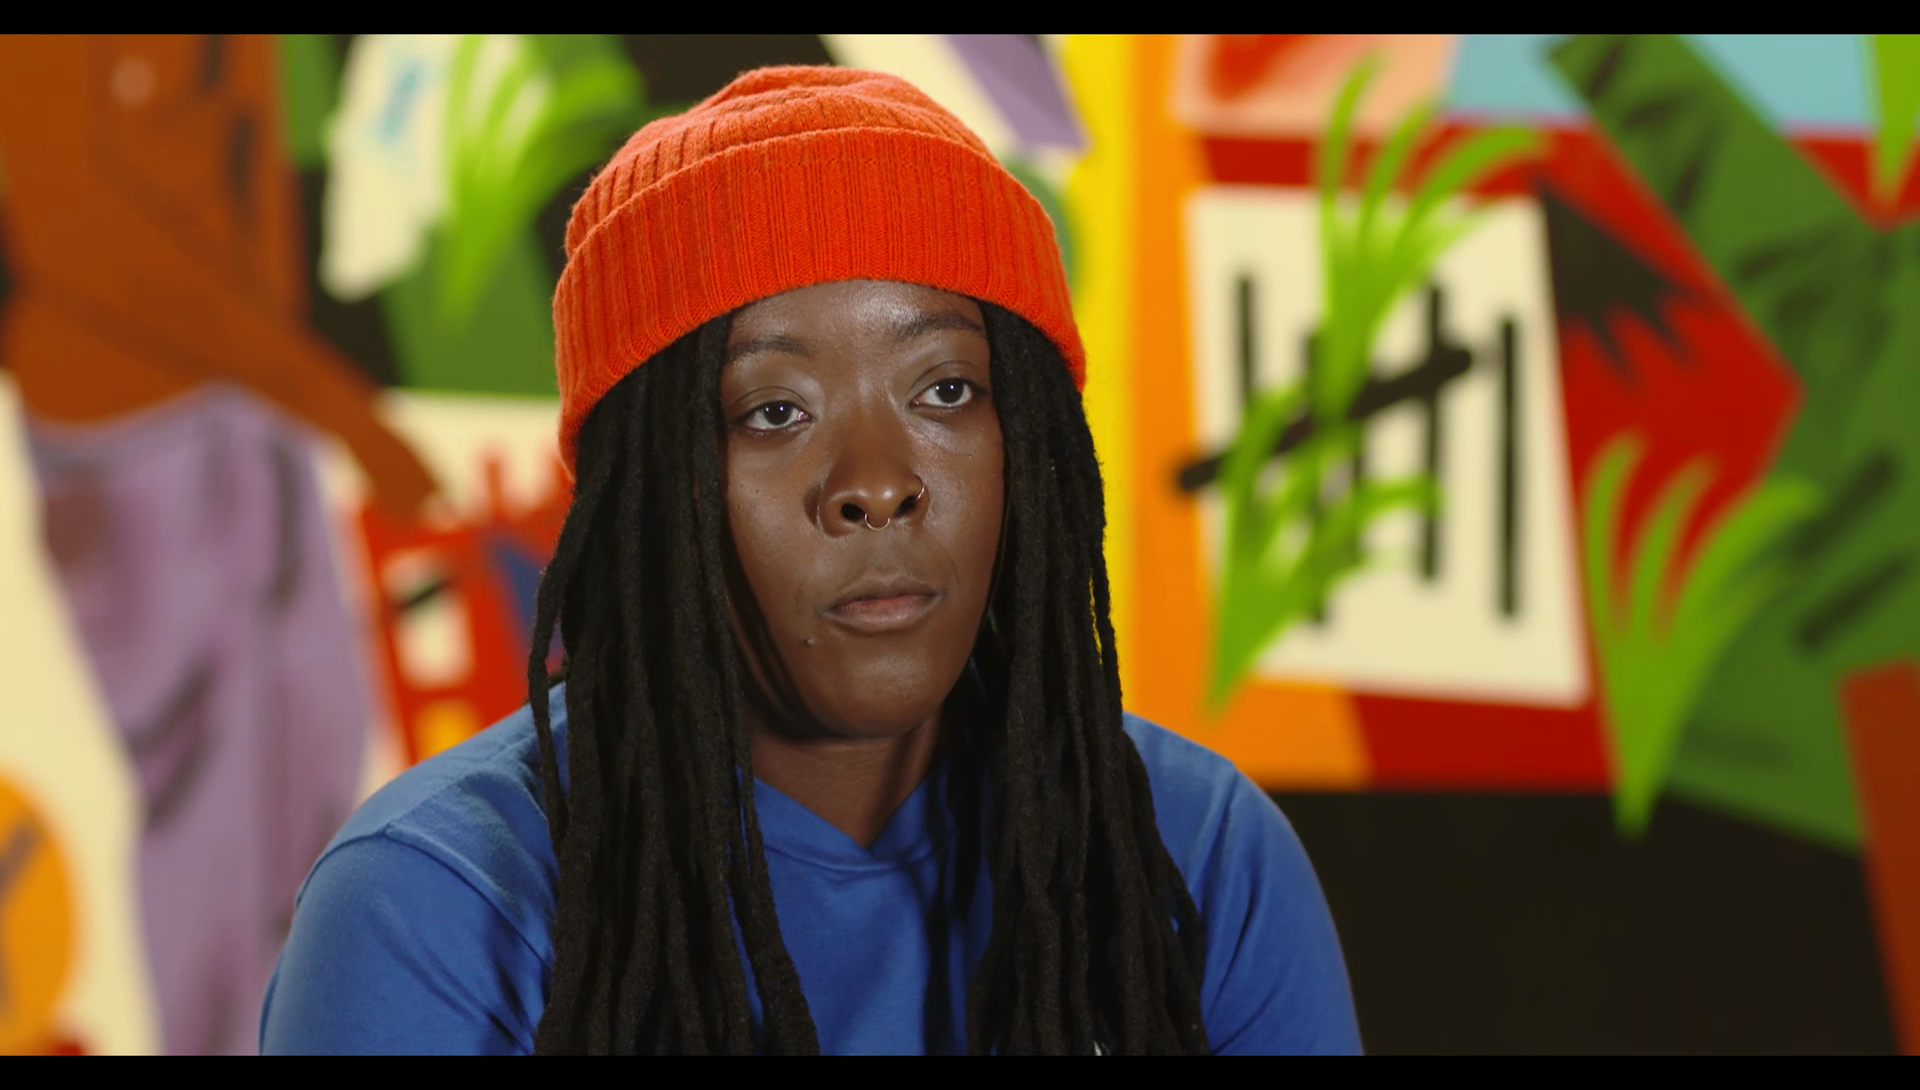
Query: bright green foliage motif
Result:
<box><xmin>1582</xmin><ymin>435</ymin><xmax>1820</xmax><ymax>837</ymax></box>
<box><xmin>1553</xmin><ymin>35</ymin><xmax>1920</xmax><ymax>848</ymax></box>
<box><xmin>1870</xmin><ymin>34</ymin><xmax>1920</xmax><ymax>205</ymax></box>
<box><xmin>1208</xmin><ymin>58</ymin><xmax>1539</xmax><ymax>713</ymax></box>
<box><xmin>437</xmin><ymin>35</ymin><xmax>646</xmax><ymax>327</ymax></box>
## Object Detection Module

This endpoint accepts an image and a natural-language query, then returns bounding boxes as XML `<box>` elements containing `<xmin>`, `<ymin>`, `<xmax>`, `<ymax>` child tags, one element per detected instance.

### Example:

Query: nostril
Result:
<box><xmin>897</xmin><ymin>493</ymin><xmax>919</xmax><ymax>516</ymax></box>
<box><xmin>841</xmin><ymin>502</ymin><xmax>864</xmax><ymax>523</ymax></box>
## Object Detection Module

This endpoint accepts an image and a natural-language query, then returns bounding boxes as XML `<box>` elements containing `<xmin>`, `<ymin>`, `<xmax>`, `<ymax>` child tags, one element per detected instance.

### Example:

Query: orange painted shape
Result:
<box><xmin>1125</xmin><ymin>35</ymin><xmax>1370</xmax><ymax>789</ymax></box>
<box><xmin>0</xmin><ymin>775</ymin><xmax>75</xmax><ymax>1055</ymax></box>
<box><xmin>1193</xmin><ymin>682</ymin><xmax>1368</xmax><ymax>788</ymax></box>
<box><xmin>1840</xmin><ymin>660</ymin><xmax>1920</xmax><ymax>1056</ymax></box>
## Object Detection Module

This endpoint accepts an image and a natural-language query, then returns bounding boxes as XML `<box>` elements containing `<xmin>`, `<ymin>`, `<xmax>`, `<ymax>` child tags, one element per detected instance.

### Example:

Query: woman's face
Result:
<box><xmin>721</xmin><ymin>280</ymin><xmax>1005</xmax><ymax>740</ymax></box>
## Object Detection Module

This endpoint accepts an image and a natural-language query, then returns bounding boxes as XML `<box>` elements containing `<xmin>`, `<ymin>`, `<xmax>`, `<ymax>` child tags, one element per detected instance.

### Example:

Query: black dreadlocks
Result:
<box><xmin>527</xmin><ymin>302</ymin><xmax>1210</xmax><ymax>1055</ymax></box>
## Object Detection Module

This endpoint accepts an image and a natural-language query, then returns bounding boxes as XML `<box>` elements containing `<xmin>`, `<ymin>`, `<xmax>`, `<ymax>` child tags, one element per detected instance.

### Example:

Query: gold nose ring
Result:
<box><xmin>863</xmin><ymin>484</ymin><xmax>927</xmax><ymax>531</ymax></box>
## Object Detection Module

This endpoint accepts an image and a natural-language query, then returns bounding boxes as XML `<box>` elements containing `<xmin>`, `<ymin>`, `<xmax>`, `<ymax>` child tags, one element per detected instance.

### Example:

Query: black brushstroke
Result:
<box><xmin>227</xmin><ymin>111</ymin><xmax>255</xmax><ymax>229</ymax></box>
<box><xmin>1419</xmin><ymin>397</ymin><xmax>1443</xmax><ymax>580</ymax></box>
<box><xmin>1667</xmin><ymin>123</ymin><xmax>1721</xmax><ymax>220</ymax></box>
<box><xmin>1789</xmin><ymin>452</ymin><xmax>1898</xmax><ymax>564</ymax></box>
<box><xmin>1175</xmin><ymin>288</ymin><xmax>1473</xmax><ymax>493</ymax></box>
<box><xmin>265</xmin><ymin>439</ymin><xmax>305</xmax><ymax>614</ymax></box>
<box><xmin>0</xmin><ymin>208</ymin><xmax>12</xmax><ymax>364</ymax></box>
<box><xmin>1306</xmin><ymin>331</ymin><xmax>1328</xmax><ymax>624</ymax></box>
<box><xmin>397</xmin><ymin>574</ymin><xmax>454</xmax><ymax>614</ymax></box>
<box><xmin>1796</xmin><ymin>554</ymin><xmax>1915</xmax><ymax>653</ymax></box>
<box><xmin>1732</xmin><ymin>227</ymin><xmax>1829</xmax><ymax>286</ymax></box>
<box><xmin>1419</xmin><ymin>288</ymin><xmax>1446</xmax><ymax>582</ymax></box>
<box><xmin>1236</xmin><ymin>273</ymin><xmax>1257</xmax><ymax>407</ymax></box>
<box><xmin>1538</xmin><ymin>182</ymin><xmax>1695</xmax><ymax>381</ymax></box>
<box><xmin>1620</xmin><ymin>92</ymin><xmax>1684</xmax><ymax>135</ymax></box>
<box><xmin>1498</xmin><ymin>318</ymin><xmax>1521</xmax><ymax>618</ymax></box>
<box><xmin>1350</xmin><ymin>422</ymin><xmax>1370</xmax><ymax>566</ymax></box>
<box><xmin>1577</xmin><ymin>35</ymin><xmax>1634</xmax><ymax>101</ymax></box>
<box><xmin>125</xmin><ymin>662</ymin><xmax>217</xmax><ymax>833</ymax></box>
<box><xmin>200</xmin><ymin>34</ymin><xmax>227</xmax><ymax>93</ymax></box>
<box><xmin>0</xmin><ymin>819</ymin><xmax>38</xmax><ymax>1014</ymax></box>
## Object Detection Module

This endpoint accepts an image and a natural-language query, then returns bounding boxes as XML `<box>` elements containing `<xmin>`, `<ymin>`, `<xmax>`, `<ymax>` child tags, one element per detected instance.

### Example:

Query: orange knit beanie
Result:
<box><xmin>551</xmin><ymin>65</ymin><xmax>1086</xmax><ymax>473</ymax></box>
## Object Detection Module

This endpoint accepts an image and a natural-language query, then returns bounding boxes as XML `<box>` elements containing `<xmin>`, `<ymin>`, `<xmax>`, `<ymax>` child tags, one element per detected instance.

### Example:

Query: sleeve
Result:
<box><xmin>258</xmin><ymin>833</ymin><xmax>548</xmax><ymax>1056</ymax></box>
<box><xmin>1196</xmin><ymin>777</ymin><xmax>1364</xmax><ymax>1056</ymax></box>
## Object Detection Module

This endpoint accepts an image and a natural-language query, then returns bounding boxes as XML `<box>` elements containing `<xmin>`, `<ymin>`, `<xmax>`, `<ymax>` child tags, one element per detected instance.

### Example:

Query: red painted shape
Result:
<box><xmin>1210</xmin><ymin>122</ymin><xmax>1829</xmax><ymax>787</ymax></box>
<box><xmin>358</xmin><ymin>451</ymin><xmax>570</xmax><ymax>766</ymax></box>
<box><xmin>1794</xmin><ymin>134</ymin><xmax>1920</xmax><ymax>229</ymax></box>
<box><xmin>1840</xmin><ymin>660</ymin><xmax>1920</xmax><ymax>1056</ymax></box>
<box><xmin>1208</xmin><ymin>125</ymin><xmax>1805</xmax><ymax>591</ymax></box>
<box><xmin>1205</xmin><ymin>35</ymin><xmax>1317</xmax><ymax>101</ymax></box>
<box><xmin>1202</xmin><ymin>126</ymin><xmax>1920</xmax><ymax>224</ymax></box>
<box><xmin>1356</xmin><ymin>693</ymin><xmax>1612</xmax><ymax>791</ymax></box>
<box><xmin>1202</xmin><ymin>122</ymin><xmax>1539</xmax><ymax>198</ymax></box>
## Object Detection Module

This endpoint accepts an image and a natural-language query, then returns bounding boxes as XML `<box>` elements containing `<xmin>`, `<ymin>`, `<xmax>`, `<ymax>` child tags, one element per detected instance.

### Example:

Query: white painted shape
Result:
<box><xmin>322</xmin><ymin>35</ymin><xmax>461</xmax><ymax>301</ymax></box>
<box><xmin>1186</xmin><ymin>187</ymin><xmax>1588</xmax><ymax>706</ymax></box>
<box><xmin>0</xmin><ymin>376</ymin><xmax>158</xmax><ymax>1055</ymax></box>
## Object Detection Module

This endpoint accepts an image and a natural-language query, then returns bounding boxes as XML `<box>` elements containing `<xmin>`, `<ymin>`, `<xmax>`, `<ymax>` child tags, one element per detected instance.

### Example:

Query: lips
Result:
<box><xmin>825</xmin><ymin>576</ymin><xmax>941</xmax><ymax>635</ymax></box>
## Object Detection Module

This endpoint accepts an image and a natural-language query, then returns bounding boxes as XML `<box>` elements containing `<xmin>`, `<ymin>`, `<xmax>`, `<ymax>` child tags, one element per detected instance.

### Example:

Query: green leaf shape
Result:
<box><xmin>276</xmin><ymin>34</ymin><xmax>343</xmax><ymax>170</ymax></box>
<box><xmin>1313</xmin><ymin>63</ymin><xmax>1540</xmax><ymax>422</ymax></box>
<box><xmin>436</xmin><ymin>34</ymin><xmax>645</xmax><ymax>327</ymax></box>
<box><xmin>1872</xmin><ymin>34</ymin><xmax>1920</xmax><ymax>203</ymax></box>
<box><xmin>1205</xmin><ymin>55</ymin><xmax>1539</xmax><ymax>717</ymax></box>
<box><xmin>1582</xmin><ymin>432</ymin><xmax>1822</xmax><ymax>838</ymax></box>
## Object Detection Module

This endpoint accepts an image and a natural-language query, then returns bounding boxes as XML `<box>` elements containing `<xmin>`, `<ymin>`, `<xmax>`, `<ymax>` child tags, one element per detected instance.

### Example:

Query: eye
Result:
<box><xmin>913</xmin><ymin>378</ymin><xmax>980</xmax><ymax>410</ymax></box>
<box><xmin>738</xmin><ymin>401</ymin><xmax>809</xmax><ymax>432</ymax></box>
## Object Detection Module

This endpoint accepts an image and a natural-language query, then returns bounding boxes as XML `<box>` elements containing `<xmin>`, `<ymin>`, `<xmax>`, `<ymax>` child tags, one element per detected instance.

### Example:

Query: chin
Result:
<box><xmin>806</xmin><ymin>665</ymin><xmax>958</xmax><ymax>740</ymax></box>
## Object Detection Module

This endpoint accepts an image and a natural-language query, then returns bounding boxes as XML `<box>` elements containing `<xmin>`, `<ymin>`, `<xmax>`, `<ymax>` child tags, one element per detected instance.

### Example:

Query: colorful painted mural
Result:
<box><xmin>0</xmin><ymin>34</ymin><xmax>1913</xmax><ymax>1054</ymax></box>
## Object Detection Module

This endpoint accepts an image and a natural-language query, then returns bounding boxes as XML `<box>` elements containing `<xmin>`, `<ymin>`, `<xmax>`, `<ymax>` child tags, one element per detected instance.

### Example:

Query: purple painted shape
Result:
<box><xmin>942</xmin><ymin>35</ymin><xmax>1087</xmax><ymax>151</ymax></box>
<box><xmin>28</xmin><ymin>386</ymin><xmax>370</xmax><ymax>1055</ymax></box>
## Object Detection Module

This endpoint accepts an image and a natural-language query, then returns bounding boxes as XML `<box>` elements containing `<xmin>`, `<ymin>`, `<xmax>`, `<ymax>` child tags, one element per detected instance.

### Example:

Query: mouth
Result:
<box><xmin>825</xmin><ymin>577</ymin><xmax>941</xmax><ymax>635</ymax></box>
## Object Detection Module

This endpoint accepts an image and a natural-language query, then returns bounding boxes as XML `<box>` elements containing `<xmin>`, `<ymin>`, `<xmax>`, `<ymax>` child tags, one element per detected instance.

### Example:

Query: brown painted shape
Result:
<box><xmin>0</xmin><ymin>35</ymin><xmax>435</xmax><ymax>518</ymax></box>
<box><xmin>1840</xmin><ymin>659</ymin><xmax>1920</xmax><ymax>1055</ymax></box>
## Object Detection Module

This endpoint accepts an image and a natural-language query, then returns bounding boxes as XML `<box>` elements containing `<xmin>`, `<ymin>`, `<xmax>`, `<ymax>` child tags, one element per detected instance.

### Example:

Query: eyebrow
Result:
<box><xmin>725</xmin><ymin>309</ymin><xmax>987</xmax><ymax>364</ymax></box>
<box><xmin>888</xmin><ymin>310</ymin><xmax>988</xmax><ymax>343</ymax></box>
<box><xmin>725</xmin><ymin>332</ymin><xmax>813</xmax><ymax>364</ymax></box>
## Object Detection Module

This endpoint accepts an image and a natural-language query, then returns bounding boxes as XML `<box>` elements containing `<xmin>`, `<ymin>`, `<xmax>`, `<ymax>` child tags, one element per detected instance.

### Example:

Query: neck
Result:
<box><xmin>744</xmin><ymin>708</ymin><xmax>947</xmax><ymax>849</ymax></box>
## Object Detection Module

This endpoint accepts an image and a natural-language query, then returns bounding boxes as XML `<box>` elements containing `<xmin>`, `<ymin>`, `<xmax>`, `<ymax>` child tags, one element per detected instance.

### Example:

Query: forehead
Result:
<box><xmin>726</xmin><ymin>281</ymin><xmax>986</xmax><ymax>347</ymax></box>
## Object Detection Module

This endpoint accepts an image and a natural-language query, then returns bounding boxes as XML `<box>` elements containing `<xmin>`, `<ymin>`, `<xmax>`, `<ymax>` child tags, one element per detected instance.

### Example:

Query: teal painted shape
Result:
<box><xmin>1452</xmin><ymin>34</ymin><xmax>1873</xmax><ymax>131</ymax></box>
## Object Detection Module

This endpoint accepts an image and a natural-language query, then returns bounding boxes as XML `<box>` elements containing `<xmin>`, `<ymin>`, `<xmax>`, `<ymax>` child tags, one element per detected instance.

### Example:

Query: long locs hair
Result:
<box><xmin>525</xmin><ymin>303</ymin><xmax>1210</xmax><ymax>1055</ymax></box>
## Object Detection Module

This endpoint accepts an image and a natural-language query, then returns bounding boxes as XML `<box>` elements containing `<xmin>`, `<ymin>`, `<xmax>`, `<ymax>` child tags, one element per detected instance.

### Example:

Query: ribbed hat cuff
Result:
<box><xmin>553</xmin><ymin>127</ymin><xmax>1085</xmax><ymax>470</ymax></box>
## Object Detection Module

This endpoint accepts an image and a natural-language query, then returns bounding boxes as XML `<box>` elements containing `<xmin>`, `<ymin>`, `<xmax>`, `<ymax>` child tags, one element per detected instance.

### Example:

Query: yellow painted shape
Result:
<box><xmin>415</xmin><ymin>699</ymin><xmax>481</xmax><ymax>761</ymax></box>
<box><xmin>0</xmin><ymin>775</ymin><xmax>75</xmax><ymax>1054</ymax></box>
<box><xmin>1062</xmin><ymin>34</ymin><xmax>1140</xmax><ymax>695</ymax></box>
<box><xmin>1120</xmin><ymin>35</ymin><xmax>1369</xmax><ymax>789</ymax></box>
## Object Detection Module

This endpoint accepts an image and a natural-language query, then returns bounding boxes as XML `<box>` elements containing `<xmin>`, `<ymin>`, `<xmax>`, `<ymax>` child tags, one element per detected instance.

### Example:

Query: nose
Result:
<box><xmin>820</xmin><ymin>430</ymin><xmax>926</xmax><ymax>536</ymax></box>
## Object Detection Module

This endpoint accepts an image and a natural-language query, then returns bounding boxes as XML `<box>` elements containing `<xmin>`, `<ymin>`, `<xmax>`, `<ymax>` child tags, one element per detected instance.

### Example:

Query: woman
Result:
<box><xmin>260</xmin><ymin>65</ymin><xmax>1361</xmax><ymax>1056</ymax></box>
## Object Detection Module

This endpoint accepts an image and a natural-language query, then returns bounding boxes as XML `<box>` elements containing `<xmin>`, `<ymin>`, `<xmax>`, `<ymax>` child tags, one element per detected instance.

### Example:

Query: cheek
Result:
<box><xmin>951</xmin><ymin>430</ymin><xmax>1006</xmax><ymax>579</ymax></box>
<box><xmin>725</xmin><ymin>458</ymin><xmax>813</xmax><ymax>626</ymax></box>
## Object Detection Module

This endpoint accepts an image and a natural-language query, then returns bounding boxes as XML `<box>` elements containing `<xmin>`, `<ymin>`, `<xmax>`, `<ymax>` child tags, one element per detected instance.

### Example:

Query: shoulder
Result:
<box><xmin>320</xmin><ymin>687</ymin><xmax>566</xmax><ymax>947</ymax></box>
<box><xmin>1122</xmin><ymin>712</ymin><xmax>1364</xmax><ymax>1055</ymax></box>
<box><xmin>315</xmin><ymin>688</ymin><xmax>564</xmax><ymax>951</ymax></box>
<box><xmin>1122</xmin><ymin>711</ymin><xmax>1287</xmax><ymax>878</ymax></box>
<box><xmin>260</xmin><ymin>691</ymin><xmax>566</xmax><ymax>1054</ymax></box>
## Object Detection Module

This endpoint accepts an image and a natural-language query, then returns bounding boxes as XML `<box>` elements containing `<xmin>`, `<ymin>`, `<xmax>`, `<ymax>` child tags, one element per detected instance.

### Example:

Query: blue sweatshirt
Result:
<box><xmin>259</xmin><ymin>687</ymin><xmax>1362</xmax><ymax>1054</ymax></box>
